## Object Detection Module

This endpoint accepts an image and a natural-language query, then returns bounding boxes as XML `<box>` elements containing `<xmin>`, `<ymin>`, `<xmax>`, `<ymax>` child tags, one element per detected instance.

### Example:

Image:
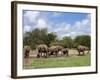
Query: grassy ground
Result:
<box><xmin>23</xmin><ymin>54</ymin><xmax>91</xmax><ymax>69</ymax></box>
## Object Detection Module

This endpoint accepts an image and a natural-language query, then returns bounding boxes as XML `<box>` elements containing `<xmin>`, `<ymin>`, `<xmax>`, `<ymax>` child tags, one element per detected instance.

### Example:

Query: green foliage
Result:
<box><xmin>23</xmin><ymin>28</ymin><xmax>91</xmax><ymax>49</ymax></box>
<box><xmin>23</xmin><ymin>32</ymin><xmax>33</xmax><ymax>48</ymax></box>
<box><xmin>47</xmin><ymin>33</ymin><xmax>57</xmax><ymax>46</ymax></box>
<box><xmin>49</xmin><ymin>41</ymin><xmax>62</xmax><ymax>47</ymax></box>
<box><xmin>23</xmin><ymin>28</ymin><xmax>57</xmax><ymax>49</ymax></box>
<box><xmin>72</xmin><ymin>42</ymin><xmax>79</xmax><ymax>48</ymax></box>
<box><xmin>74</xmin><ymin>35</ymin><xmax>91</xmax><ymax>48</ymax></box>
<box><xmin>61</xmin><ymin>37</ymin><xmax>73</xmax><ymax>48</ymax></box>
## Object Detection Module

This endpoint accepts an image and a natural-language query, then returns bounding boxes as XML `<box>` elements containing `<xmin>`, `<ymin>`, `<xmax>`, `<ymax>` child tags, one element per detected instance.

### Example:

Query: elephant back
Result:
<box><xmin>37</xmin><ymin>44</ymin><xmax>48</xmax><ymax>49</ymax></box>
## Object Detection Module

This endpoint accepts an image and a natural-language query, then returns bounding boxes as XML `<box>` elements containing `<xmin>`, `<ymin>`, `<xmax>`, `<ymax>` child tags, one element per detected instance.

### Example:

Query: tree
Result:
<box><xmin>23</xmin><ymin>28</ymin><xmax>57</xmax><ymax>49</ymax></box>
<box><xmin>47</xmin><ymin>33</ymin><xmax>57</xmax><ymax>46</ymax></box>
<box><xmin>61</xmin><ymin>37</ymin><xmax>73</xmax><ymax>48</ymax></box>
<box><xmin>74</xmin><ymin>35</ymin><xmax>91</xmax><ymax>48</ymax></box>
<box><xmin>23</xmin><ymin>28</ymin><xmax>91</xmax><ymax>50</ymax></box>
<box><xmin>23</xmin><ymin>32</ymin><xmax>31</xmax><ymax>45</ymax></box>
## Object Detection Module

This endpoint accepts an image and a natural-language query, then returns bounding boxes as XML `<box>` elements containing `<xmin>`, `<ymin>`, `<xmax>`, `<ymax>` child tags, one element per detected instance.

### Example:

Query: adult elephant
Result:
<box><xmin>37</xmin><ymin>44</ymin><xmax>48</xmax><ymax>58</ymax></box>
<box><xmin>49</xmin><ymin>45</ymin><xmax>63</xmax><ymax>57</ymax></box>
<box><xmin>24</xmin><ymin>46</ymin><xmax>31</xmax><ymax>58</ymax></box>
<box><xmin>77</xmin><ymin>45</ymin><xmax>89</xmax><ymax>56</ymax></box>
<box><xmin>61</xmin><ymin>48</ymin><xmax>69</xmax><ymax>56</ymax></box>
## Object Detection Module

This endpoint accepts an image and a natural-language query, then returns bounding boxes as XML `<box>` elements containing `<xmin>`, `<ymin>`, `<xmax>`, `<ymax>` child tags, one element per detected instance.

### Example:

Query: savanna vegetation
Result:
<box><xmin>24</xmin><ymin>54</ymin><xmax>90</xmax><ymax>69</ymax></box>
<box><xmin>23</xmin><ymin>28</ymin><xmax>91</xmax><ymax>49</ymax></box>
<box><xmin>23</xmin><ymin>28</ymin><xmax>91</xmax><ymax>69</ymax></box>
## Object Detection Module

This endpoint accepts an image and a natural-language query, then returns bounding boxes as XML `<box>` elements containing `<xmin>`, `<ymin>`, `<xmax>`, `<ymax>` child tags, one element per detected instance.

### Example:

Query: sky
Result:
<box><xmin>23</xmin><ymin>10</ymin><xmax>91</xmax><ymax>39</ymax></box>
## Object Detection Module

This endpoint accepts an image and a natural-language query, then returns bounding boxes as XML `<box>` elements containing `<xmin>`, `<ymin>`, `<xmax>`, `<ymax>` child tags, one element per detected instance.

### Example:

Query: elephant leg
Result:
<box><xmin>61</xmin><ymin>51</ymin><xmax>63</xmax><ymax>56</ymax></box>
<box><xmin>55</xmin><ymin>51</ymin><xmax>58</xmax><ymax>57</ymax></box>
<box><xmin>43</xmin><ymin>53</ymin><xmax>45</xmax><ymax>58</ymax></box>
<box><xmin>63</xmin><ymin>52</ymin><xmax>65</xmax><ymax>56</ymax></box>
<box><xmin>24</xmin><ymin>51</ymin><xmax>28</xmax><ymax>58</ymax></box>
<box><xmin>48</xmin><ymin>52</ymin><xmax>50</xmax><ymax>56</ymax></box>
<box><xmin>37</xmin><ymin>53</ymin><xmax>40</xmax><ymax>58</ymax></box>
<box><xmin>78</xmin><ymin>51</ymin><xmax>80</xmax><ymax>56</ymax></box>
<box><xmin>44</xmin><ymin>53</ymin><xmax>46</xmax><ymax>58</ymax></box>
<box><xmin>42</xmin><ymin>52</ymin><xmax>44</xmax><ymax>57</ymax></box>
<box><xmin>42</xmin><ymin>51</ymin><xmax>45</xmax><ymax>58</ymax></box>
<box><xmin>45</xmin><ymin>53</ymin><xmax>48</xmax><ymax>58</ymax></box>
<box><xmin>47</xmin><ymin>52</ymin><xmax>49</xmax><ymax>58</ymax></box>
<box><xmin>66</xmin><ymin>51</ymin><xmax>69</xmax><ymax>56</ymax></box>
<box><xmin>87</xmin><ymin>50</ymin><xmax>89</xmax><ymax>54</ymax></box>
<box><xmin>42</xmin><ymin>53</ymin><xmax>44</xmax><ymax>57</ymax></box>
<box><xmin>54</xmin><ymin>52</ymin><xmax>56</xmax><ymax>57</ymax></box>
<box><xmin>46</xmin><ymin>52</ymin><xmax>48</xmax><ymax>57</ymax></box>
<box><xmin>83</xmin><ymin>51</ymin><xmax>85</xmax><ymax>55</ymax></box>
<box><xmin>39</xmin><ymin>53</ymin><xmax>41</xmax><ymax>57</ymax></box>
<box><xmin>25</xmin><ymin>53</ymin><xmax>29</xmax><ymax>58</ymax></box>
<box><xmin>55</xmin><ymin>53</ymin><xmax>57</xmax><ymax>57</ymax></box>
<box><xmin>27</xmin><ymin>53</ymin><xmax>29</xmax><ymax>58</ymax></box>
<box><xmin>24</xmin><ymin>52</ymin><xmax>26</xmax><ymax>58</ymax></box>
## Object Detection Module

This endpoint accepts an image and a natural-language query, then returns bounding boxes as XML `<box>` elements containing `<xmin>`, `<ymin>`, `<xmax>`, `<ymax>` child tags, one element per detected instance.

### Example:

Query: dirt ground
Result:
<box><xmin>28</xmin><ymin>49</ymin><xmax>90</xmax><ymax>58</ymax></box>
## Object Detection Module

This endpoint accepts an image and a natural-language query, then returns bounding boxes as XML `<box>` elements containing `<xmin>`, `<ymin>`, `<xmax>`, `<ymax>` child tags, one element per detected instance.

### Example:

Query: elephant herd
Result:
<box><xmin>37</xmin><ymin>44</ymin><xmax>69</xmax><ymax>58</ymax></box>
<box><xmin>24</xmin><ymin>44</ymin><xmax>89</xmax><ymax>58</ymax></box>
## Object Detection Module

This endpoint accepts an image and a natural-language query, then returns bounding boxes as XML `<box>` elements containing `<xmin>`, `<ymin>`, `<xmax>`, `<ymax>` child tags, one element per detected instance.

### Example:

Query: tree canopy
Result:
<box><xmin>23</xmin><ymin>28</ymin><xmax>91</xmax><ymax>49</ymax></box>
<box><xmin>74</xmin><ymin>35</ymin><xmax>91</xmax><ymax>48</ymax></box>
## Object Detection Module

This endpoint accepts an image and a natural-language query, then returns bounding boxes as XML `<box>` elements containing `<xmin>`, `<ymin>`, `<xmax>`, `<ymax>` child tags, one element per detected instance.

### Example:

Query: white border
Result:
<box><xmin>17</xmin><ymin>3</ymin><xmax>96</xmax><ymax>76</ymax></box>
